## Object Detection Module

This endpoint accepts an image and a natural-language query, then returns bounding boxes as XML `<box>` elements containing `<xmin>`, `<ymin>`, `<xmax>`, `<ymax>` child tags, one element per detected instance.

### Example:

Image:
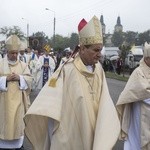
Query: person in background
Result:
<box><xmin>0</xmin><ymin>54</ymin><xmax>2</xmax><ymax>60</ymax></box>
<box><xmin>0</xmin><ymin>35</ymin><xmax>32</xmax><ymax>150</ymax></box>
<box><xmin>116</xmin><ymin>57</ymin><xmax>122</xmax><ymax>75</ymax></box>
<box><xmin>129</xmin><ymin>56</ymin><xmax>135</xmax><ymax>75</ymax></box>
<box><xmin>37</xmin><ymin>45</ymin><xmax>55</xmax><ymax>90</ymax></box>
<box><xmin>29</xmin><ymin>48</ymin><xmax>41</xmax><ymax>91</ymax></box>
<box><xmin>54</xmin><ymin>50</ymin><xmax>63</xmax><ymax>71</ymax></box>
<box><xmin>25</xmin><ymin>46</ymin><xmax>33</xmax><ymax>65</ymax></box>
<box><xmin>33</xmin><ymin>49</ymin><xmax>40</xmax><ymax>58</ymax></box>
<box><xmin>49</xmin><ymin>51</ymin><xmax>57</xmax><ymax>65</ymax></box>
<box><xmin>116</xmin><ymin>42</ymin><xmax>150</xmax><ymax>150</ymax></box>
<box><xmin>102</xmin><ymin>56</ymin><xmax>109</xmax><ymax>72</ymax></box>
<box><xmin>24</xmin><ymin>16</ymin><xmax>120</xmax><ymax>150</ymax></box>
<box><xmin>18</xmin><ymin>41</ymin><xmax>27</xmax><ymax>63</ymax></box>
<box><xmin>60</xmin><ymin>47</ymin><xmax>72</xmax><ymax>65</ymax></box>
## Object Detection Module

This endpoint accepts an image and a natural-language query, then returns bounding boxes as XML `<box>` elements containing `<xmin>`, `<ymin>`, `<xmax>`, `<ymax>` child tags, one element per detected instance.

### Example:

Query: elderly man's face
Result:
<box><xmin>7</xmin><ymin>50</ymin><xmax>19</xmax><ymax>61</ymax></box>
<box><xmin>80</xmin><ymin>43</ymin><xmax>103</xmax><ymax>65</ymax></box>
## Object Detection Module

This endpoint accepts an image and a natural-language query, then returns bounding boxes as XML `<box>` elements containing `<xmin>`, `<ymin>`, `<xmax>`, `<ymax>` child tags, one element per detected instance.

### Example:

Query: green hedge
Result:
<box><xmin>105</xmin><ymin>72</ymin><xmax>129</xmax><ymax>82</ymax></box>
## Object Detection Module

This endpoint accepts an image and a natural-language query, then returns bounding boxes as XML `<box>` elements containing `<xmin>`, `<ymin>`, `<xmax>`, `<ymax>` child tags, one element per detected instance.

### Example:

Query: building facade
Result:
<box><xmin>100</xmin><ymin>15</ymin><xmax>123</xmax><ymax>47</ymax></box>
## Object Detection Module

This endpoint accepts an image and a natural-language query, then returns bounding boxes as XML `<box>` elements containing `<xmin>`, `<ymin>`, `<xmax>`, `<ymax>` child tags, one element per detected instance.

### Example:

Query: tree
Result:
<box><xmin>0</xmin><ymin>26</ymin><xmax>25</xmax><ymax>40</ymax></box>
<box><xmin>30</xmin><ymin>31</ymin><xmax>51</xmax><ymax>52</ymax></box>
<box><xmin>54</xmin><ymin>34</ymin><xmax>70</xmax><ymax>51</ymax></box>
<box><xmin>124</xmin><ymin>31</ymin><xmax>138</xmax><ymax>46</ymax></box>
<box><xmin>69</xmin><ymin>33</ymin><xmax>79</xmax><ymax>50</ymax></box>
<box><xmin>32</xmin><ymin>31</ymin><xmax>49</xmax><ymax>44</ymax></box>
<box><xmin>111</xmin><ymin>31</ymin><xmax>124</xmax><ymax>47</ymax></box>
<box><xmin>119</xmin><ymin>44</ymin><xmax>131</xmax><ymax>76</ymax></box>
<box><xmin>138</xmin><ymin>30</ymin><xmax>150</xmax><ymax>45</ymax></box>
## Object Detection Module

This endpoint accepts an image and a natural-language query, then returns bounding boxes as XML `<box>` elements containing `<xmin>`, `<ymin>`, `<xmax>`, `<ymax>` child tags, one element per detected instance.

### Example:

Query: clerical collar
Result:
<box><xmin>86</xmin><ymin>65</ymin><xmax>93</xmax><ymax>73</ymax></box>
<box><xmin>8</xmin><ymin>59</ymin><xmax>18</xmax><ymax>65</ymax></box>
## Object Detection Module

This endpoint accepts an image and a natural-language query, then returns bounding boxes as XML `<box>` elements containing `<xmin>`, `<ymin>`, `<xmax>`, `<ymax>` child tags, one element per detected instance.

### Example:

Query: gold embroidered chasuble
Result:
<box><xmin>0</xmin><ymin>57</ymin><xmax>32</xmax><ymax>140</ymax></box>
<box><xmin>24</xmin><ymin>55</ymin><xmax>120</xmax><ymax>150</ymax></box>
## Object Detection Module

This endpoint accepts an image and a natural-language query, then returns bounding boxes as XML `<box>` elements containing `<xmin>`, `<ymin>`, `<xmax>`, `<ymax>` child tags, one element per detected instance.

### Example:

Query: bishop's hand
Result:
<box><xmin>6</xmin><ymin>73</ymin><xmax>20</xmax><ymax>81</ymax></box>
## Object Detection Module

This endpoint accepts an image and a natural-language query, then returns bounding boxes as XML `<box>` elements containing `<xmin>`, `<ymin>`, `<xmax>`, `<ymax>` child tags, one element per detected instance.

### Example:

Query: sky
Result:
<box><xmin>0</xmin><ymin>0</ymin><xmax>150</xmax><ymax>40</ymax></box>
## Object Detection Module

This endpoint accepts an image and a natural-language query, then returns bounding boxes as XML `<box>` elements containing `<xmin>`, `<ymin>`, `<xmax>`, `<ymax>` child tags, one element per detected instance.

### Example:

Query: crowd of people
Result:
<box><xmin>0</xmin><ymin>15</ymin><xmax>150</xmax><ymax>150</ymax></box>
<box><xmin>0</xmin><ymin>35</ymin><xmax>32</xmax><ymax>150</ymax></box>
<box><xmin>0</xmin><ymin>42</ymin><xmax>73</xmax><ymax>90</ymax></box>
<box><xmin>102</xmin><ymin>57</ymin><xmax>123</xmax><ymax>75</ymax></box>
<box><xmin>0</xmin><ymin>36</ymin><xmax>73</xmax><ymax>150</ymax></box>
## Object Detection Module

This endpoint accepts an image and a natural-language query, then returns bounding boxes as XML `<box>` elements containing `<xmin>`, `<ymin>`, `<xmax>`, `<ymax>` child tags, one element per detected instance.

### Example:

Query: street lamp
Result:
<box><xmin>22</xmin><ymin>18</ymin><xmax>29</xmax><ymax>46</ymax></box>
<box><xmin>45</xmin><ymin>8</ymin><xmax>56</xmax><ymax>49</ymax></box>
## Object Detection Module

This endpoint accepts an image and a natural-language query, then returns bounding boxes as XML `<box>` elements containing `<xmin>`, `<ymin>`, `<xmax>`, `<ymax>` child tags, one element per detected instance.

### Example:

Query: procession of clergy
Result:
<box><xmin>1</xmin><ymin>15</ymin><xmax>150</xmax><ymax>150</ymax></box>
<box><xmin>17</xmin><ymin>45</ymin><xmax>58</xmax><ymax>91</ymax></box>
<box><xmin>0</xmin><ymin>43</ymin><xmax>64</xmax><ymax>91</ymax></box>
<box><xmin>0</xmin><ymin>37</ymin><xmax>66</xmax><ymax>150</ymax></box>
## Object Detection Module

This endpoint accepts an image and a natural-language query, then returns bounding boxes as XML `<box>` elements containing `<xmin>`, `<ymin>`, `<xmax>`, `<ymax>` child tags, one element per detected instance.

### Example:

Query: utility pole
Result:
<box><xmin>22</xmin><ymin>18</ymin><xmax>29</xmax><ymax>46</ymax></box>
<box><xmin>45</xmin><ymin>8</ymin><xmax>56</xmax><ymax>49</ymax></box>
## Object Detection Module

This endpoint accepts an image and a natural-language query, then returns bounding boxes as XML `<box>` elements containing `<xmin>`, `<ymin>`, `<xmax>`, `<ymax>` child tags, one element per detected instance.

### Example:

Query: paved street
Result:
<box><xmin>107</xmin><ymin>78</ymin><xmax>127</xmax><ymax>150</ymax></box>
<box><xmin>24</xmin><ymin>78</ymin><xmax>127</xmax><ymax>150</ymax></box>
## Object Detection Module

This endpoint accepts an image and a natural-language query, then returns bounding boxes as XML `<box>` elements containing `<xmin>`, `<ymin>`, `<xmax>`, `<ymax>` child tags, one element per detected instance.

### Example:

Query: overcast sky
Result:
<box><xmin>0</xmin><ymin>0</ymin><xmax>150</xmax><ymax>39</ymax></box>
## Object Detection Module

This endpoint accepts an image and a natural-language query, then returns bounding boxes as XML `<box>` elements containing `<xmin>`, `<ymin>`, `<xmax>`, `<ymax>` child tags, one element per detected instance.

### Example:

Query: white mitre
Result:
<box><xmin>78</xmin><ymin>15</ymin><xmax>103</xmax><ymax>45</ymax></box>
<box><xmin>6</xmin><ymin>35</ymin><xmax>21</xmax><ymax>51</ymax></box>
<box><xmin>143</xmin><ymin>42</ymin><xmax>150</xmax><ymax>57</ymax></box>
<box><xmin>20</xmin><ymin>40</ymin><xmax>27</xmax><ymax>51</ymax></box>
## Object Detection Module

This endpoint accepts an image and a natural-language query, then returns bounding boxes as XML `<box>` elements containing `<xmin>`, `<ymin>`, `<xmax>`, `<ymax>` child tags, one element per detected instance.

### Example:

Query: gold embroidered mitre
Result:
<box><xmin>20</xmin><ymin>40</ymin><xmax>27</xmax><ymax>51</ymax></box>
<box><xmin>78</xmin><ymin>15</ymin><xmax>103</xmax><ymax>45</ymax></box>
<box><xmin>143</xmin><ymin>42</ymin><xmax>150</xmax><ymax>57</ymax></box>
<box><xmin>6</xmin><ymin>35</ymin><xmax>21</xmax><ymax>51</ymax></box>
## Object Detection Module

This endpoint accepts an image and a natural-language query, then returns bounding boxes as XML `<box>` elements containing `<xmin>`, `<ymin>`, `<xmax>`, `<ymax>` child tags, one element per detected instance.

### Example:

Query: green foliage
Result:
<box><xmin>53</xmin><ymin>34</ymin><xmax>70</xmax><ymax>50</ymax></box>
<box><xmin>111</xmin><ymin>31</ymin><xmax>124</xmax><ymax>47</ymax></box>
<box><xmin>111</xmin><ymin>30</ymin><xmax>150</xmax><ymax>47</ymax></box>
<box><xmin>0</xmin><ymin>26</ymin><xmax>25</xmax><ymax>40</ymax></box>
<box><xmin>105</xmin><ymin>72</ymin><xmax>129</xmax><ymax>82</ymax></box>
<box><xmin>69</xmin><ymin>33</ymin><xmax>79</xmax><ymax>50</ymax></box>
<box><xmin>31</xmin><ymin>31</ymin><xmax>50</xmax><ymax>47</ymax></box>
<box><xmin>119</xmin><ymin>44</ymin><xmax>131</xmax><ymax>59</ymax></box>
<box><xmin>119</xmin><ymin>44</ymin><xmax>131</xmax><ymax>77</ymax></box>
<box><xmin>1</xmin><ymin>25</ymin><xmax>150</xmax><ymax>53</ymax></box>
<box><xmin>138</xmin><ymin>30</ymin><xmax>150</xmax><ymax>45</ymax></box>
<box><xmin>31</xmin><ymin>32</ymin><xmax>79</xmax><ymax>52</ymax></box>
<box><xmin>124</xmin><ymin>31</ymin><xmax>138</xmax><ymax>45</ymax></box>
<box><xmin>32</xmin><ymin>31</ymin><xmax>46</xmax><ymax>39</ymax></box>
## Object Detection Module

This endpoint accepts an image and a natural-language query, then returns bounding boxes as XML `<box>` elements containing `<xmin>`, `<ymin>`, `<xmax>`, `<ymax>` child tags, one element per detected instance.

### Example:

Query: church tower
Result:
<box><xmin>114</xmin><ymin>16</ymin><xmax>123</xmax><ymax>32</ymax></box>
<box><xmin>100</xmin><ymin>15</ymin><xmax>106</xmax><ymax>36</ymax></box>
